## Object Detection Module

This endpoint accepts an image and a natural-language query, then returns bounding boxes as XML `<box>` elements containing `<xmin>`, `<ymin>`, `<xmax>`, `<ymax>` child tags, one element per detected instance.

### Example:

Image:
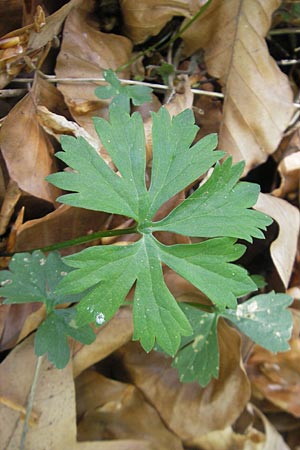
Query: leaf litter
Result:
<box><xmin>0</xmin><ymin>0</ymin><xmax>300</xmax><ymax>449</ymax></box>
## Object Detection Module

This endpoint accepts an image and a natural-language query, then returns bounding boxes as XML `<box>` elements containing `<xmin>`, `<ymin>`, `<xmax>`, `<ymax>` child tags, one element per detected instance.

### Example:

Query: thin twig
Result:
<box><xmin>19</xmin><ymin>356</ymin><xmax>43</xmax><ymax>450</ymax></box>
<box><xmin>269</xmin><ymin>28</ymin><xmax>300</xmax><ymax>35</ymax></box>
<box><xmin>13</xmin><ymin>76</ymin><xmax>225</xmax><ymax>98</ymax></box>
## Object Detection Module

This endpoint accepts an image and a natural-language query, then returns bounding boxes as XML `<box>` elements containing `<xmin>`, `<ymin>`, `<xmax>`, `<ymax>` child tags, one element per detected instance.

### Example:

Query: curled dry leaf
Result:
<box><xmin>0</xmin><ymin>76</ymin><xmax>62</xmax><ymax>203</ymax></box>
<box><xmin>0</xmin><ymin>334</ymin><xmax>151</xmax><ymax>450</ymax></box>
<box><xmin>55</xmin><ymin>1</ymin><xmax>132</xmax><ymax>141</ymax></box>
<box><xmin>192</xmin><ymin>405</ymin><xmax>291</xmax><ymax>449</ymax></box>
<box><xmin>255</xmin><ymin>193</ymin><xmax>300</xmax><ymax>288</ymax></box>
<box><xmin>120</xmin><ymin>0</ymin><xmax>207</xmax><ymax>44</ymax></box>
<box><xmin>117</xmin><ymin>320</ymin><xmax>250</xmax><ymax>445</ymax></box>
<box><xmin>182</xmin><ymin>0</ymin><xmax>295</xmax><ymax>173</ymax></box>
<box><xmin>272</xmin><ymin>151</ymin><xmax>300</xmax><ymax>199</ymax></box>
<box><xmin>0</xmin><ymin>0</ymin><xmax>82</xmax><ymax>88</ymax></box>
<box><xmin>37</xmin><ymin>105</ymin><xmax>100</xmax><ymax>152</ymax></box>
<box><xmin>76</xmin><ymin>370</ymin><xmax>184</xmax><ymax>450</ymax></box>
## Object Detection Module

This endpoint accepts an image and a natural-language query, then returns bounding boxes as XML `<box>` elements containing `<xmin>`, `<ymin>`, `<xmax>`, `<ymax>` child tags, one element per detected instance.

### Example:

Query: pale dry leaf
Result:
<box><xmin>0</xmin><ymin>334</ymin><xmax>159</xmax><ymax>450</ymax></box>
<box><xmin>182</xmin><ymin>0</ymin><xmax>295</xmax><ymax>173</ymax></box>
<box><xmin>0</xmin><ymin>76</ymin><xmax>62</xmax><ymax>203</ymax></box>
<box><xmin>193</xmin><ymin>404</ymin><xmax>291</xmax><ymax>449</ymax></box>
<box><xmin>117</xmin><ymin>320</ymin><xmax>250</xmax><ymax>444</ymax></box>
<box><xmin>55</xmin><ymin>1</ymin><xmax>132</xmax><ymax>141</ymax></box>
<box><xmin>76</xmin><ymin>370</ymin><xmax>184</xmax><ymax>449</ymax></box>
<box><xmin>120</xmin><ymin>0</ymin><xmax>208</xmax><ymax>44</ymax></box>
<box><xmin>37</xmin><ymin>105</ymin><xmax>100</xmax><ymax>152</ymax></box>
<box><xmin>272</xmin><ymin>151</ymin><xmax>300</xmax><ymax>199</ymax></box>
<box><xmin>255</xmin><ymin>193</ymin><xmax>300</xmax><ymax>288</ymax></box>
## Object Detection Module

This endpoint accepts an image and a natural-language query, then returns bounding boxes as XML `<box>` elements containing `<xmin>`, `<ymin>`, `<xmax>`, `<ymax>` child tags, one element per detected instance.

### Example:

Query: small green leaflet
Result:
<box><xmin>173</xmin><ymin>303</ymin><xmax>220</xmax><ymax>387</ymax></box>
<box><xmin>152</xmin><ymin>158</ymin><xmax>273</xmax><ymax>242</ymax></box>
<box><xmin>0</xmin><ymin>251</ymin><xmax>96</xmax><ymax>369</ymax></box>
<box><xmin>95</xmin><ymin>69</ymin><xmax>153</xmax><ymax>113</ymax></box>
<box><xmin>0</xmin><ymin>251</ymin><xmax>73</xmax><ymax>307</ymax></box>
<box><xmin>47</xmin><ymin>76</ymin><xmax>273</xmax><ymax>358</ymax></box>
<box><xmin>223</xmin><ymin>292</ymin><xmax>293</xmax><ymax>352</ymax></box>
<box><xmin>35</xmin><ymin>309</ymin><xmax>95</xmax><ymax>369</ymax></box>
<box><xmin>172</xmin><ymin>292</ymin><xmax>293</xmax><ymax>386</ymax></box>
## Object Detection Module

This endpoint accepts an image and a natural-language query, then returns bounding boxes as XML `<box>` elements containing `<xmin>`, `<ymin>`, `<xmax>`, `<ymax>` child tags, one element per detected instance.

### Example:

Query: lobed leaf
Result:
<box><xmin>223</xmin><ymin>292</ymin><xmax>293</xmax><ymax>352</ymax></box>
<box><xmin>35</xmin><ymin>309</ymin><xmax>95</xmax><ymax>369</ymax></box>
<box><xmin>0</xmin><ymin>251</ymin><xmax>73</xmax><ymax>306</ymax></box>
<box><xmin>172</xmin><ymin>304</ymin><xmax>220</xmax><ymax>386</ymax></box>
<box><xmin>152</xmin><ymin>158</ymin><xmax>272</xmax><ymax>242</ymax></box>
<box><xmin>95</xmin><ymin>69</ymin><xmax>152</xmax><ymax>113</ymax></box>
<box><xmin>157</xmin><ymin>237</ymin><xmax>256</xmax><ymax>309</ymax></box>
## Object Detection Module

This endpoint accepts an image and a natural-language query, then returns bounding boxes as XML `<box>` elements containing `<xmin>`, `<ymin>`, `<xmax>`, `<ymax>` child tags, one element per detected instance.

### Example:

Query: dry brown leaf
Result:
<box><xmin>76</xmin><ymin>370</ymin><xmax>184</xmax><ymax>449</ymax></box>
<box><xmin>0</xmin><ymin>0</ymin><xmax>22</xmax><ymax>36</ymax></box>
<box><xmin>0</xmin><ymin>302</ymin><xmax>43</xmax><ymax>351</ymax></box>
<box><xmin>182</xmin><ymin>0</ymin><xmax>295</xmax><ymax>173</ymax></box>
<box><xmin>255</xmin><ymin>193</ymin><xmax>300</xmax><ymax>288</ymax></box>
<box><xmin>0</xmin><ymin>0</ymin><xmax>82</xmax><ymax>88</ymax></box>
<box><xmin>120</xmin><ymin>0</ymin><xmax>207</xmax><ymax>44</ymax></box>
<box><xmin>14</xmin><ymin>204</ymin><xmax>109</xmax><ymax>253</ymax></box>
<box><xmin>0</xmin><ymin>179</ymin><xmax>21</xmax><ymax>235</ymax></box>
<box><xmin>247</xmin><ymin>311</ymin><xmax>300</xmax><ymax>418</ymax></box>
<box><xmin>55</xmin><ymin>1</ymin><xmax>132</xmax><ymax>140</ymax></box>
<box><xmin>0</xmin><ymin>334</ymin><xmax>158</xmax><ymax>450</ymax></box>
<box><xmin>0</xmin><ymin>76</ymin><xmax>62</xmax><ymax>203</ymax></box>
<box><xmin>117</xmin><ymin>320</ymin><xmax>250</xmax><ymax>445</ymax></box>
<box><xmin>73</xmin><ymin>306</ymin><xmax>134</xmax><ymax>378</ymax></box>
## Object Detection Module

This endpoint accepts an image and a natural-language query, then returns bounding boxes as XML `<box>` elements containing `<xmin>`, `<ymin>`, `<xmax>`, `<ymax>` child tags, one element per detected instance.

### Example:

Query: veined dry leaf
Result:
<box><xmin>0</xmin><ymin>76</ymin><xmax>62</xmax><ymax>203</ymax></box>
<box><xmin>117</xmin><ymin>320</ymin><xmax>250</xmax><ymax>444</ymax></box>
<box><xmin>76</xmin><ymin>370</ymin><xmax>184</xmax><ymax>450</ymax></box>
<box><xmin>55</xmin><ymin>1</ymin><xmax>132</xmax><ymax>141</ymax></box>
<box><xmin>255</xmin><ymin>193</ymin><xmax>300</xmax><ymax>288</ymax></box>
<box><xmin>0</xmin><ymin>335</ymin><xmax>152</xmax><ymax>450</ymax></box>
<box><xmin>182</xmin><ymin>0</ymin><xmax>295</xmax><ymax>173</ymax></box>
<box><xmin>120</xmin><ymin>0</ymin><xmax>207</xmax><ymax>44</ymax></box>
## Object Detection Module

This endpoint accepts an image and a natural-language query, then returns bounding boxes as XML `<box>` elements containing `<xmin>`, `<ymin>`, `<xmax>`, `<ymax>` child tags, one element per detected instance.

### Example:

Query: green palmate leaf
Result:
<box><xmin>48</xmin><ymin>90</ymin><xmax>272</xmax><ymax>357</ymax></box>
<box><xmin>172</xmin><ymin>304</ymin><xmax>220</xmax><ymax>386</ymax></box>
<box><xmin>152</xmin><ymin>158</ymin><xmax>272</xmax><ymax>242</ymax></box>
<box><xmin>223</xmin><ymin>292</ymin><xmax>293</xmax><ymax>352</ymax></box>
<box><xmin>95</xmin><ymin>69</ymin><xmax>152</xmax><ymax>113</ymax></box>
<box><xmin>0</xmin><ymin>251</ymin><xmax>73</xmax><ymax>308</ymax></box>
<box><xmin>57</xmin><ymin>235</ymin><xmax>192</xmax><ymax>356</ymax></box>
<box><xmin>34</xmin><ymin>309</ymin><xmax>95</xmax><ymax>369</ymax></box>
<box><xmin>157</xmin><ymin>237</ymin><xmax>256</xmax><ymax>309</ymax></box>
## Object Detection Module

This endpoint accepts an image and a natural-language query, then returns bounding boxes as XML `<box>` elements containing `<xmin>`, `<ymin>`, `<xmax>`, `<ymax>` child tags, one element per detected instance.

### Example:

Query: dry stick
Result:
<box><xmin>13</xmin><ymin>76</ymin><xmax>225</xmax><ymax>99</ymax></box>
<box><xmin>19</xmin><ymin>356</ymin><xmax>43</xmax><ymax>450</ymax></box>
